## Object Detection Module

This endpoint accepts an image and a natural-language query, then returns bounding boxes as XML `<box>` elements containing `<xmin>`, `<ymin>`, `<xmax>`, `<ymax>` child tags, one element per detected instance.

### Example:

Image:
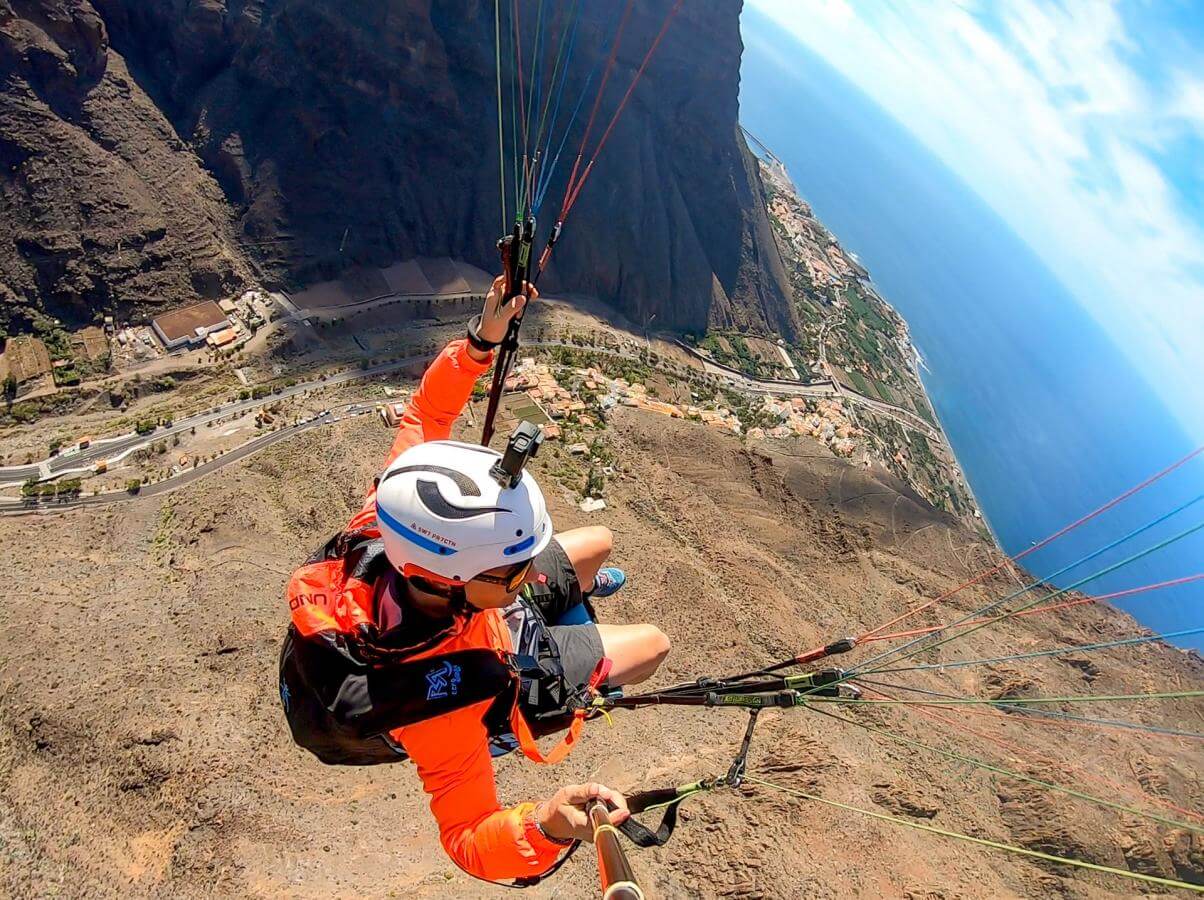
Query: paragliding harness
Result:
<box><xmin>278</xmin><ymin>521</ymin><xmax>862</xmax><ymax>854</ymax></box>
<box><xmin>277</xmin><ymin>518</ymin><xmax>604</xmax><ymax>769</ymax></box>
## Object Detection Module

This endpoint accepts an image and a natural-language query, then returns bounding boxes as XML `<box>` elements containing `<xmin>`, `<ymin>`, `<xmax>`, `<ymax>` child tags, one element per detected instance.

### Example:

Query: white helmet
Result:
<box><xmin>375</xmin><ymin>440</ymin><xmax>553</xmax><ymax>583</ymax></box>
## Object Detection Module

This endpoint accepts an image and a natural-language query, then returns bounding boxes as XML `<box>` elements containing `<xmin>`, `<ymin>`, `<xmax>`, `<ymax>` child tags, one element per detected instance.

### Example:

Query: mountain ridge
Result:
<box><xmin>0</xmin><ymin>0</ymin><xmax>797</xmax><ymax>340</ymax></box>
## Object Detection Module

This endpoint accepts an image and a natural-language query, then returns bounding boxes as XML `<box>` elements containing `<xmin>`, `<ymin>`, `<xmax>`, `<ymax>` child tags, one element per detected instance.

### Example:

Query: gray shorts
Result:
<box><xmin>525</xmin><ymin>538</ymin><xmax>605</xmax><ymax>712</ymax></box>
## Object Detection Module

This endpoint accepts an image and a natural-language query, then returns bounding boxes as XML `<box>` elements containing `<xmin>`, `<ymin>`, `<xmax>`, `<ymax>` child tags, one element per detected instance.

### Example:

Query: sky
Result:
<box><xmin>747</xmin><ymin>0</ymin><xmax>1204</xmax><ymax>442</ymax></box>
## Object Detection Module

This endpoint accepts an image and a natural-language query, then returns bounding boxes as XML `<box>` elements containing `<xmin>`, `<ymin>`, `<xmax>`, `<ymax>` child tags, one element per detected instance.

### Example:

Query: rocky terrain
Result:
<box><xmin>1</xmin><ymin>398</ymin><xmax>1201</xmax><ymax>898</ymax></box>
<box><xmin>0</xmin><ymin>0</ymin><xmax>794</xmax><ymax>338</ymax></box>
<box><xmin>0</xmin><ymin>0</ymin><xmax>254</xmax><ymax>330</ymax></box>
<box><xmin>2</xmin><ymin>4</ymin><xmax>1202</xmax><ymax>898</ymax></box>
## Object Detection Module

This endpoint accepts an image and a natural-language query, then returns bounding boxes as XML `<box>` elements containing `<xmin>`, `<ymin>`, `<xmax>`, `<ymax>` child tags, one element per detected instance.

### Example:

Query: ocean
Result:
<box><xmin>738</xmin><ymin>10</ymin><xmax>1204</xmax><ymax>650</ymax></box>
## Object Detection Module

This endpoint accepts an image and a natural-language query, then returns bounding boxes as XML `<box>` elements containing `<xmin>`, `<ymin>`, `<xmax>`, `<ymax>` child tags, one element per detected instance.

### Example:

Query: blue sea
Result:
<box><xmin>738</xmin><ymin>10</ymin><xmax>1204</xmax><ymax>650</ymax></box>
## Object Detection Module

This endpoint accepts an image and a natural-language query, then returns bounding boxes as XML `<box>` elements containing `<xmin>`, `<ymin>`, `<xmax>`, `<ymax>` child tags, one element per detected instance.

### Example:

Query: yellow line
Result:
<box><xmin>744</xmin><ymin>777</ymin><xmax>1204</xmax><ymax>894</ymax></box>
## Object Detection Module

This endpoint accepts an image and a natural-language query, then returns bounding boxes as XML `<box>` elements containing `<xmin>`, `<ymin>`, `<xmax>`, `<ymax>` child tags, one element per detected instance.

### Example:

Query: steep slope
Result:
<box><xmin>0</xmin><ymin>405</ymin><xmax>1200</xmax><ymax>898</ymax></box>
<box><xmin>0</xmin><ymin>0</ymin><xmax>253</xmax><ymax>330</ymax></box>
<box><xmin>0</xmin><ymin>0</ymin><xmax>796</xmax><ymax>338</ymax></box>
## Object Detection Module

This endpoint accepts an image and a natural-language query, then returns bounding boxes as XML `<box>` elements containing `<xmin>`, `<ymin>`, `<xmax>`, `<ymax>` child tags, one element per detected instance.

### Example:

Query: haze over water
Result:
<box><xmin>739</xmin><ymin>11</ymin><xmax>1204</xmax><ymax>650</ymax></box>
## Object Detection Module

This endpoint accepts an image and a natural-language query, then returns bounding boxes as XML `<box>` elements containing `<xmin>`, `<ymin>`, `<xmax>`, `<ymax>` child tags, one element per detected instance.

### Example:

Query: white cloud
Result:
<box><xmin>749</xmin><ymin>0</ymin><xmax>1204</xmax><ymax>439</ymax></box>
<box><xmin>1171</xmin><ymin>74</ymin><xmax>1204</xmax><ymax>129</ymax></box>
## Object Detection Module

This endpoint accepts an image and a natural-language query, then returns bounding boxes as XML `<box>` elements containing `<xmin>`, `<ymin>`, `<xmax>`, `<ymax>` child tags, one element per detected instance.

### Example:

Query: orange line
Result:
<box><xmin>859</xmin><ymin>446</ymin><xmax>1204</xmax><ymax>641</ymax></box>
<box><xmin>864</xmin><ymin>573</ymin><xmax>1204</xmax><ymax>643</ymax></box>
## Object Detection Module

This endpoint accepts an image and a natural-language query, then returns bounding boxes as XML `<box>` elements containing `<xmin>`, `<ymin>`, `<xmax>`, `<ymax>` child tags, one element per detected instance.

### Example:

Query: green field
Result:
<box><xmin>848</xmin><ymin>369</ymin><xmax>871</xmax><ymax>395</ymax></box>
<box><xmin>844</xmin><ymin>287</ymin><xmax>889</xmax><ymax>333</ymax></box>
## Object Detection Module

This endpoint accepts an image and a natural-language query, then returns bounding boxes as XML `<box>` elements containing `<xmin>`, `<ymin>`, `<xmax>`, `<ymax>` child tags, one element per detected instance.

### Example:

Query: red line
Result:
<box><xmin>513</xmin><ymin>0</ymin><xmax>528</xmax><ymax>156</ymax></box>
<box><xmin>859</xmin><ymin>684</ymin><xmax>1204</xmax><ymax>824</ymax></box>
<box><xmin>859</xmin><ymin>445</ymin><xmax>1204</xmax><ymax>641</ymax></box>
<box><xmin>557</xmin><ymin>0</ymin><xmax>635</xmax><ymax>222</ymax></box>
<box><xmin>563</xmin><ymin>0</ymin><xmax>683</xmax><ymax>217</ymax></box>
<box><xmin>863</xmin><ymin>573</ymin><xmax>1204</xmax><ymax>643</ymax></box>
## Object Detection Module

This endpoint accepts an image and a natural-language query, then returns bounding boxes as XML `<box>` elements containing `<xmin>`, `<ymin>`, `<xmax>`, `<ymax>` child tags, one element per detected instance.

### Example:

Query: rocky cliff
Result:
<box><xmin>0</xmin><ymin>0</ymin><xmax>253</xmax><ymax>330</ymax></box>
<box><xmin>0</xmin><ymin>0</ymin><xmax>796</xmax><ymax>338</ymax></box>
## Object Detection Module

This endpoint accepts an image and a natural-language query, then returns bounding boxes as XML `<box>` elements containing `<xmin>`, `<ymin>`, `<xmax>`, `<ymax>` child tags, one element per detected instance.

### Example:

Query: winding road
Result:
<box><xmin>0</xmin><ymin>404</ymin><xmax>375</xmax><ymax>515</ymax></box>
<box><xmin>2</xmin><ymin>330</ymin><xmax>943</xmax><ymax>514</ymax></box>
<box><xmin>0</xmin><ymin>354</ymin><xmax>436</xmax><ymax>485</ymax></box>
<box><xmin>673</xmin><ymin>337</ymin><xmax>940</xmax><ymax>440</ymax></box>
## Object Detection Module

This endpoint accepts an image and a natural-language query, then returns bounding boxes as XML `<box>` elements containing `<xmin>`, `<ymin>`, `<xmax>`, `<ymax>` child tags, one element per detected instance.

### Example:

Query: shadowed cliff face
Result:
<box><xmin>0</xmin><ymin>0</ymin><xmax>253</xmax><ymax>328</ymax></box>
<box><xmin>1</xmin><ymin>0</ymin><xmax>795</xmax><ymax>338</ymax></box>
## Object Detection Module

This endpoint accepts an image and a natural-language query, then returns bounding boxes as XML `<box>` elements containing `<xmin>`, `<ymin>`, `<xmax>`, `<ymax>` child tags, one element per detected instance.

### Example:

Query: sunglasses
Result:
<box><xmin>473</xmin><ymin>558</ymin><xmax>534</xmax><ymax>592</ymax></box>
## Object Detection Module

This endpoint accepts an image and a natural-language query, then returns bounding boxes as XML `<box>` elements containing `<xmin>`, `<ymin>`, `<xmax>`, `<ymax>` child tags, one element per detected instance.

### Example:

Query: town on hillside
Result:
<box><xmin>683</xmin><ymin>135</ymin><xmax>981</xmax><ymax>523</ymax></box>
<box><xmin>0</xmin><ymin>178</ymin><xmax>980</xmax><ymax>529</ymax></box>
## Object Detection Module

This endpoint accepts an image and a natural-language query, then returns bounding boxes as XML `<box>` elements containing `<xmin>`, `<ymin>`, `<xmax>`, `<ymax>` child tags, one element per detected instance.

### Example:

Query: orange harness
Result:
<box><xmin>279</xmin><ymin>524</ymin><xmax>594</xmax><ymax>767</ymax></box>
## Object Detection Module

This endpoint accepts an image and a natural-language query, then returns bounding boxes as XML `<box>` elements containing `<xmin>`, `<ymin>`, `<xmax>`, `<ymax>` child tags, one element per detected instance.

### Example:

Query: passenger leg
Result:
<box><xmin>554</xmin><ymin>526</ymin><xmax>614</xmax><ymax>591</ymax></box>
<box><xmin>595</xmin><ymin>623</ymin><xmax>671</xmax><ymax>686</ymax></box>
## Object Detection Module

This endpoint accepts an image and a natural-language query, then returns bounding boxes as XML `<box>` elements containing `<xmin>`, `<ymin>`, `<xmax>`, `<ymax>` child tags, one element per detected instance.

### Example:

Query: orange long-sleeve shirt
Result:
<box><xmin>349</xmin><ymin>338</ymin><xmax>568</xmax><ymax>881</ymax></box>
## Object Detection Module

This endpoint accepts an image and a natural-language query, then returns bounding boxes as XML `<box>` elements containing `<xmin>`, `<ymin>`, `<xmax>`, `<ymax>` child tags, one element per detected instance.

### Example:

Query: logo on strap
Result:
<box><xmin>425</xmin><ymin>660</ymin><xmax>462</xmax><ymax>701</ymax></box>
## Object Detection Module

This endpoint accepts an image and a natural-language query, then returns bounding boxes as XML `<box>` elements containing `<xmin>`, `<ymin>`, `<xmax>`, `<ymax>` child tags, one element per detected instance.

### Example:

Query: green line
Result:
<box><xmin>810</xmin><ymin>690</ymin><xmax>1204</xmax><ymax>706</ymax></box>
<box><xmin>638</xmin><ymin>784</ymin><xmax>709</xmax><ymax>815</ymax></box>
<box><xmin>744</xmin><ymin>776</ymin><xmax>1204</xmax><ymax>894</ymax></box>
<box><xmin>858</xmin><ymin>493</ymin><xmax>1204</xmax><ymax>674</ymax></box>
<box><xmin>854</xmin><ymin>518</ymin><xmax>1204</xmax><ymax>678</ymax></box>
<box><xmin>507</xmin><ymin>1</ymin><xmax>522</xmax><ymax>218</ymax></box>
<box><xmin>520</xmin><ymin>0</ymin><xmax>545</xmax><ymax>212</ymax></box>
<box><xmin>807</xmin><ymin>706</ymin><xmax>1204</xmax><ymax>835</ymax></box>
<box><xmin>874</xmin><ymin>624</ymin><xmax>1204</xmax><ymax>674</ymax></box>
<box><xmin>786</xmin><ymin>518</ymin><xmax>1204</xmax><ymax>710</ymax></box>
<box><xmin>529</xmin><ymin>0</ymin><xmax>578</xmax><ymax>167</ymax></box>
<box><xmin>851</xmin><ymin>677</ymin><xmax>1204</xmax><ymax>740</ymax></box>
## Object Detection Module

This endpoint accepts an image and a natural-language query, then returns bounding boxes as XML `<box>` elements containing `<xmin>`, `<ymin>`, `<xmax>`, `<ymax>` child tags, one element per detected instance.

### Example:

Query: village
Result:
<box><xmin>0</xmin><ymin>289</ymin><xmax>275</xmax><ymax>410</ymax></box>
<box><xmin>0</xmin><ymin>189</ymin><xmax>972</xmax><ymax>523</ymax></box>
<box><xmin>0</xmin><ymin>266</ymin><xmax>975</xmax><ymax>523</ymax></box>
<box><xmin>381</xmin><ymin>355</ymin><xmax>864</xmax><ymax>458</ymax></box>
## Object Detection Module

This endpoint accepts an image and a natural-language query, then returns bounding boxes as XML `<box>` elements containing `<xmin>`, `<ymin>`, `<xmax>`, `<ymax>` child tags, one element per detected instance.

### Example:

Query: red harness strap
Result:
<box><xmin>512</xmin><ymin>657</ymin><xmax>612</xmax><ymax>765</ymax></box>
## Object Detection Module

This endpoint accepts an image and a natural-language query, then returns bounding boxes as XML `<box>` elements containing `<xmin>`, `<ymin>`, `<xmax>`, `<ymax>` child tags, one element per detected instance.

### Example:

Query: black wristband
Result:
<box><xmin>466</xmin><ymin>314</ymin><xmax>501</xmax><ymax>353</ymax></box>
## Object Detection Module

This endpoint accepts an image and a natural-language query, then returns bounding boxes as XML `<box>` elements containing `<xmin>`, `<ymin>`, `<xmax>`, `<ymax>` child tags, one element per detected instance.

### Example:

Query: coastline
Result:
<box><xmin>750</xmin><ymin>142</ymin><xmax>985</xmax><ymax>529</ymax></box>
<box><xmin>908</xmin><ymin>339</ymin><xmax>1005</xmax><ymax>553</ymax></box>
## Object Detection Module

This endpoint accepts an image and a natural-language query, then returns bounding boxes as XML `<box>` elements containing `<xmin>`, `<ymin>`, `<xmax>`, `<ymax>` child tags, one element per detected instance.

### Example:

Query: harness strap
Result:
<box><xmin>512</xmin><ymin>703</ymin><xmax>584</xmax><ymax>765</ymax></box>
<box><xmin>618</xmin><ymin>787</ymin><xmax>692</xmax><ymax>848</ymax></box>
<box><xmin>512</xmin><ymin>656</ymin><xmax>611</xmax><ymax>765</ymax></box>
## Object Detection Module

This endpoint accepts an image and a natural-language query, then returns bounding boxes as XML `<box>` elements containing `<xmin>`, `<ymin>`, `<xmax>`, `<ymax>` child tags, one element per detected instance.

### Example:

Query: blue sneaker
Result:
<box><xmin>590</xmin><ymin>567</ymin><xmax>627</xmax><ymax>599</ymax></box>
